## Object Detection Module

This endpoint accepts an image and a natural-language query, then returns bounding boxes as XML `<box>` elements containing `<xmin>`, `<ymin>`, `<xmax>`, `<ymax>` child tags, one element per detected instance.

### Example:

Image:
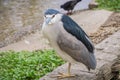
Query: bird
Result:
<box><xmin>60</xmin><ymin>0</ymin><xmax>82</xmax><ymax>15</ymax></box>
<box><xmin>42</xmin><ymin>9</ymin><xmax>96</xmax><ymax>78</ymax></box>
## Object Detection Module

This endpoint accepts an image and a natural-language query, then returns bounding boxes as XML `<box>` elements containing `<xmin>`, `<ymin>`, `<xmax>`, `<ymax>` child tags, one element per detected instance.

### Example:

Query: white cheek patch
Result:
<box><xmin>50</xmin><ymin>17</ymin><xmax>56</xmax><ymax>23</ymax></box>
<box><xmin>45</xmin><ymin>14</ymin><xmax>62</xmax><ymax>24</ymax></box>
<box><xmin>46</xmin><ymin>15</ymin><xmax>53</xmax><ymax>17</ymax></box>
<box><xmin>51</xmin><ymin>14</ymin><xmax>62</xmax><ymax>24</ymax></box>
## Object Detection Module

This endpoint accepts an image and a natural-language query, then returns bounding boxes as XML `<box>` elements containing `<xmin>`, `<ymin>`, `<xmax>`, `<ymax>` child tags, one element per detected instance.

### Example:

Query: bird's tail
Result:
<box><xmin>88</xmin><ymin>53</ymin><xmax>97</xmax><ymax>70</ymax></box>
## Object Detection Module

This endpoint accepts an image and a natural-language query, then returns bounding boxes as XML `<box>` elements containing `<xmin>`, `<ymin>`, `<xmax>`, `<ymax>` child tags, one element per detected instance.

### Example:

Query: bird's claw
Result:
<box><xmin>51</xmin><ymin>72</ymin><xmax>75</xmax><ymax>79</ymax></box>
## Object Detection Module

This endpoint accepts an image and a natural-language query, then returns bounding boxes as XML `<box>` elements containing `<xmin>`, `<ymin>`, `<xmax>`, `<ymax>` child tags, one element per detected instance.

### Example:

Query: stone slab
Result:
<box><xmin>40</xmin><ymin>30</ymin><xmax>120</xmax><ymax>80</ymax></box>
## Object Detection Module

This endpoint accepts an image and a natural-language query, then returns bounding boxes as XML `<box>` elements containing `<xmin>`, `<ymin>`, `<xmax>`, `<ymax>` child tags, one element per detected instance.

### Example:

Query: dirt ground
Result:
<box><xmin>89</xmin><ymin>12</ymin><xmax>120</xmax><ymax>44</ymax></box>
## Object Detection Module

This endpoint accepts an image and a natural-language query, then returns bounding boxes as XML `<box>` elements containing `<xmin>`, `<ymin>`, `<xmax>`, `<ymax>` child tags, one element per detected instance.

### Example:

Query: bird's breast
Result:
<box><xmin>42</xmin><ymin>22</ymin><xmax>61</xmax><ymax>43</ymax></box>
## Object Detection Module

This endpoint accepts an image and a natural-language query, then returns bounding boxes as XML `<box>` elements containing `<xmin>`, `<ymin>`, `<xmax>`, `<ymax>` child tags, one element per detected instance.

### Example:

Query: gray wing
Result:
<box><xmin>61</xmin><ymin>15</ymin><xmax>94</xmax><ymax>53</ymax></box>
<box><xmin>57</xmin><ymin>34</ymin><xmax>96</xmax><ymax>69</ymax></box>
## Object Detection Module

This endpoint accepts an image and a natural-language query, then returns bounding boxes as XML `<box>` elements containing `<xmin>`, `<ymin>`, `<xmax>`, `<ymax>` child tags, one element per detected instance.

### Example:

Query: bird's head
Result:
<box><xmin>43</xmin><ymin>9</ymin><xmax>62</xmax><ymax>25</ymax></box>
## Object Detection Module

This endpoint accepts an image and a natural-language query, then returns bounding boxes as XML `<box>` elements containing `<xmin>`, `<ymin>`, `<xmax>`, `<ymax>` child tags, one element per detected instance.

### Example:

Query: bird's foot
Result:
<box><xmin>66</xmin><ymin>12</ymin><xmax>72</xmax><ymax>15</ymax></box>
<box><xmin>51</xmin><ymin>72</ymin><xmax>75</xmax><ymax>79</ymax></box>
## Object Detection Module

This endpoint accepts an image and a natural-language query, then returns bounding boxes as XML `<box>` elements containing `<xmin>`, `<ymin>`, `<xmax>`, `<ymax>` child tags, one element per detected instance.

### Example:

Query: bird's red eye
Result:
<box><xmin>52</xmin><ymin>14</ymin><xmax>55</xmax><ymax>18</ymax></box>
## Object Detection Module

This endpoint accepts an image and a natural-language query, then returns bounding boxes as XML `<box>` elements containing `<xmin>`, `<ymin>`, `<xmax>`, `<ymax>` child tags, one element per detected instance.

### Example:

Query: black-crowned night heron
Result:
<box><xmin>60</xmin><ymin>0</ymin><xmax>82</xmax><ymax>15</ymax></box>
<box><xmin>42</xmin><ymin>9</ymin><xmax>96</xmax><ymax>78</ymax></box>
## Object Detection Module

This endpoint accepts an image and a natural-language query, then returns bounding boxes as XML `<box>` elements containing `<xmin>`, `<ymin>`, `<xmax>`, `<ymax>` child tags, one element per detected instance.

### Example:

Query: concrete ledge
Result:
<box><xmin>40</xmin><ymin>30</ymin><xmax>120</xmax><ymax>80</ymax></box>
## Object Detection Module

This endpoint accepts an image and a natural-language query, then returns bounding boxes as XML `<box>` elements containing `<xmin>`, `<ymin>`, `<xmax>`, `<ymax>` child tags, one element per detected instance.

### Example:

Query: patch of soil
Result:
<box><xmin>89</xmin><ymin>12</ymin><xmax>120</xmax><ymax>44</ymax></box>
<box><xmin>0</xmin><ymin>0</ymin><xmax>44</xmax><ymax>48</ymax></box>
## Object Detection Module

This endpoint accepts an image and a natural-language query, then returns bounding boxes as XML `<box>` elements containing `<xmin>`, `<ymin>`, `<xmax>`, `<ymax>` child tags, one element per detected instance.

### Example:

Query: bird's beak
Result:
<box><xmin>45</xmin><ymin>17</ymin><xmax>52</xmax><ymax>24</ymax></box>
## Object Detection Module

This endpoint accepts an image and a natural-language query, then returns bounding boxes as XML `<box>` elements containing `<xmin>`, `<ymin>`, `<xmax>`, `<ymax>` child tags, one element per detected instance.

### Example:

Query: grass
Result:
<box><xmin>0</xmin><ymin>50</ymin><xmax>65</xmax><ymax>80</ymax></box>
<box><xmin>96</xmin><ymin>0</ymin><xmax>120</xmax><ymax>12</ymax></box>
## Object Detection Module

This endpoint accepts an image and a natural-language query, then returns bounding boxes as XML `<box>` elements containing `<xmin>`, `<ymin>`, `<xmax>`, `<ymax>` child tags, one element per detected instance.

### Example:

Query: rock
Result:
<box><xmin>89</xmin><ymin>2</ymin><xmax>98</xmax><ymax>9</ymax></box>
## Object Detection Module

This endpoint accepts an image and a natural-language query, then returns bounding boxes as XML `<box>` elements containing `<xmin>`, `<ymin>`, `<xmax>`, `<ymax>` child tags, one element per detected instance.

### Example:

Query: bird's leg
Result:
<box><xmin>66</xmin><ymin>11</ymin><xmax>70</xmax><ymax>15</ymax></box>
<box><xmin>67</xmin><ymin>10</ymin><xmax>72</xmax><ymax>15</ymax></box>
<box><xmin>56</xmin><ymin>63</ymin><xmax>75</xmax><ymax>78</ymax></box>
<box><xmin>69</xmin><ymin>10</ymin><xmax>73</xmax><ymax>15</ymax></box>
<box><xmin>51</xmin><ymin>63</ymin><xmax>75</xmax><ymax>79</ymax></box>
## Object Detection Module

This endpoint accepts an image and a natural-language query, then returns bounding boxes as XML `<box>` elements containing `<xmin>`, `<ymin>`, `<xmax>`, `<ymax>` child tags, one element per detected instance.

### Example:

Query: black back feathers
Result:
<box><xmin>61</xmin><ymin>15</ymin><xmax>94</xmax><ymax>53</ymax></box>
